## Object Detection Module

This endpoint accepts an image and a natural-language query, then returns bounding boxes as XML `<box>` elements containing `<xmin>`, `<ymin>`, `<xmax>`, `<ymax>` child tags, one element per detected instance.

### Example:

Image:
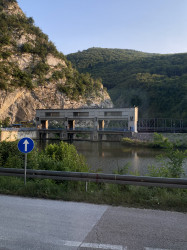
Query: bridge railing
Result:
<box><xmin>99</xmin><ymin>128</ymin><xmax>127</xmax><ymax>132</ymax></box>
<box><xmin>38</xmin><ymin>127</ymin><xmax>129</xmax><ymax>132</ymax></box>
<box><xmin>69</xmin><ymin>127</ymin><xmax>94</xmax><ymax>131</ymax></box>
<box><xmin>137</xmin><ymin>118</ymin><xmax>187</xmax><ymax>132</ymax></box>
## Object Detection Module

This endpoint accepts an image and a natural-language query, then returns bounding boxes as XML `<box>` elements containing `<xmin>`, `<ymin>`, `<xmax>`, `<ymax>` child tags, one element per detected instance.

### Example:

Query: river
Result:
<box><xmin>38</xmin><ymin>140</ymin><xmax>187</xmax><ymax>176</ymax></box>
<box><xmin>72</xmin><ymin>141</ymin><xmax>187</xmax><ymax>176</ymax></box>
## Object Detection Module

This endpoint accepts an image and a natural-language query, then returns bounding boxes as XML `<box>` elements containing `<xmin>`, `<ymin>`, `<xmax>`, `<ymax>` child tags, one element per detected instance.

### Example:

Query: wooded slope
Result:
<box><xmin>67</xmin><ymin>48</ymin><xmax>187</xmax><ymax>118</ymax></box>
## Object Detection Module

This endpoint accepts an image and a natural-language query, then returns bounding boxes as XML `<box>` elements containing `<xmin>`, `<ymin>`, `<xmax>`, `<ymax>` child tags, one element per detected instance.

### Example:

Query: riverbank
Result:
<box><xmin>123</xmin><ymin>133</ymin><xmax>187</xmax><ymax>148</ymax></box>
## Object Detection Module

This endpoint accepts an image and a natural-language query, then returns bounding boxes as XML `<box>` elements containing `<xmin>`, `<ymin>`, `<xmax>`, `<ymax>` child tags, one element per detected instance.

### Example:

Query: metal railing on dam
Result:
<box><xmin>0</xmin><ymin>168</ymin><xmax>186</xmax><ymax>189</ymax></box>
<box><xmin>138</xmin><ymin>118</ymin><xmax>187</xmax><ymax>133</ymax></box>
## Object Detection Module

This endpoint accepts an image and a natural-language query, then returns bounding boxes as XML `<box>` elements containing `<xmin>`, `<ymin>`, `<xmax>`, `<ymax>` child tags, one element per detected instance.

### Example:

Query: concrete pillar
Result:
<box><xmin>99</xmin><ymin>134</ymin><xmax>107</xmax><ymax>141</ymax></box>
<box><xmin>65</xmin><ymin>117</ymin><xmax>68</xmax><ymax>130</ymax></box>
<box><xmin>94</xmin><ymin>117</ymin><xmax>98</xmax><ymax>130</ymax></box>
<box><xmin>39</xmin><ymin>132</ymin><xmax>48</xmax><ymax>140</ymax></box>
<box><xmin>68</xmin><ymin>120</ymin><xmax>75</xmax><ymax>130</ymax></box>
<box><xmin>41</xmin><ymin>120</ymin><xmax>48</xmax><ymax>129</ymax></box>
<box><xmin>99</xmin><ymin>120</ymin><xmax>105</xmax><ymax>130</ymax></box>
<box><xmin>128</xmin><ymin>107</ymin><xmax>138</xmax><ymax>132</ymax></box>
<box><xmin>68</xmin><ymin>133</ymin><xmax>74</xmax><ymax>141</ymax></box>
<box><xmin>60</xmin><ymin>131</ymin><xmax>68</xmax><ymax>140</ymax></box>
<box><xmin>91</xmin><ymin>131</ymin><xmax>98</xmax><ymax>141</ymax></box>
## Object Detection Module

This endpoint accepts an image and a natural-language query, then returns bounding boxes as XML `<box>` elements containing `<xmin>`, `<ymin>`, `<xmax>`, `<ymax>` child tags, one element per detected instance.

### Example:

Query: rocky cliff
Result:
<box><xmin>0</xmin><ymin>0</ymin><xmax>112</xmax><ymax>123</ymax></box>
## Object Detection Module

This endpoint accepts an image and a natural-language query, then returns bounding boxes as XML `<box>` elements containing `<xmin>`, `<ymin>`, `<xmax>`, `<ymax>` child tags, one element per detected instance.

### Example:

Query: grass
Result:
<box><xmin>121</xmin><ymin>137</ymin><xmax>152</xmax><ymax>147</ymax></box>
<box><xmin>0</xmin><ymin>176</ymin><xmax>186</xmax><ymax>212</ymax></box>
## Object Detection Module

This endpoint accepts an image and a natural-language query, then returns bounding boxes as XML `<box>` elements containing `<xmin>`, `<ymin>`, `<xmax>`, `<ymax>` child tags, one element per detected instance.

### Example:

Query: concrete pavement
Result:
<box><xmin>0</xmin><ymin>195</ymin><xmax>186</xmax><ymax>250</ymax></box>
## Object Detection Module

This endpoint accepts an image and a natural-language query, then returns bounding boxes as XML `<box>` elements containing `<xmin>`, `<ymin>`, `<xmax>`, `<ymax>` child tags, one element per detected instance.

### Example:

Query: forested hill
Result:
<box><xmin>67</xmin><ymin>48</ymin><xmax>187</xmax><ymax>118</ymax></box>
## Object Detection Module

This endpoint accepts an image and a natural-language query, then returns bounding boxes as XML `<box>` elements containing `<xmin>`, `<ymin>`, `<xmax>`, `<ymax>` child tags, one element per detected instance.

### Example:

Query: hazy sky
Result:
<box><xmin>17</xmin><ymin>0</ymin><xmax>187</xmax><ymax>55</ymax></box>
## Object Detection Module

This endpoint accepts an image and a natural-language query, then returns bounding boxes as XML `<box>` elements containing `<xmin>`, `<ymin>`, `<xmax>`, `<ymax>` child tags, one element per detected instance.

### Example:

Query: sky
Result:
<box><xmin>17</xmin><ymin>0</ymin><xmax>187</xmax><ymax>55</ymax></box>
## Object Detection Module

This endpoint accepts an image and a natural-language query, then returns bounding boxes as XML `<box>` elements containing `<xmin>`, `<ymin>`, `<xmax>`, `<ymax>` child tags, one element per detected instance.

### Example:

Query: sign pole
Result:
<box><xmin>18</xmin><ymin>137</ymin><xmax>34</xmax><ymax>186</ymax></box>
<box><xmin>24</xmin><ymin>153</ymin><xmax>27</xmax><ymax>186</ymax></box>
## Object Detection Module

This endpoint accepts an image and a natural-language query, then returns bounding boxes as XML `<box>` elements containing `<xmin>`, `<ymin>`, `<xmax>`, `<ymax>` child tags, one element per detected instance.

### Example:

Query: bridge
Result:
<box><xmin>35</xmin><ymin>107</ymin><xmax>138</xmax><ymax>141</ymax></box>
<box><xmin>138</xmin><ymin>118</ymin><xmax>187</xmax><ymax>133</ymax></box>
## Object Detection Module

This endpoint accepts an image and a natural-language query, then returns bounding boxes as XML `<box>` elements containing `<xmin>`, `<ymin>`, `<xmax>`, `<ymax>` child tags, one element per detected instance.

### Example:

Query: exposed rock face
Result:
<box><xmin>0</xmin><ymin>85</ymin><xmax>112</xmax><ymax>123</ymax></box>
<box><xmin>0</xmin><ymin>0</ymin><xmax>113</xmax><ymax>123</ymax></box>
<box><xmin>3</xmin><ymin>0</ymin><xmax>23</xmax><ymax>16</ymax></box>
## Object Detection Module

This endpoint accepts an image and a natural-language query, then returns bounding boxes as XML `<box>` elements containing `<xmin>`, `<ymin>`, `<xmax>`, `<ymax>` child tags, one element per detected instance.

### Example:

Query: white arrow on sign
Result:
<box><xmin>23</xmin><ymin>139</ymin><xmax>29</xmax><ymax>152</ymax></box>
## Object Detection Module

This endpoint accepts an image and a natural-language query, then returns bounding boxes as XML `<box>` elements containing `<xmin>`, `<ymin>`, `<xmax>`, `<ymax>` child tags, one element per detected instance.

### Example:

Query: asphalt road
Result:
<box><xmin>0</xmin><ymin>195</ymin><xmax>186</xmax><ymax>250</ymax></box>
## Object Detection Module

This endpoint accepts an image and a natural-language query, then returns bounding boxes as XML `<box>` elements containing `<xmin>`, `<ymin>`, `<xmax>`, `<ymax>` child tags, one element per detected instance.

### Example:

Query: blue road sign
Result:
<box><xmin>18</xmin><ymin>137</ymin><xmax>34</xmax><ymax>153</ymax></box>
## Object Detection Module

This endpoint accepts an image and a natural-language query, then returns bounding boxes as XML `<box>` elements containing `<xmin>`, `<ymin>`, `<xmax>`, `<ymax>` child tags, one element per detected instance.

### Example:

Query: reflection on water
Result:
<box><xmin>37</xmin><ymin>140</ymin><xmax>187</xmax><ymax>176</ymax></box>
<box><xmin>72</xmin><ymin>141</ymin><xmax>187</xmax><ymax>175</ymax></box>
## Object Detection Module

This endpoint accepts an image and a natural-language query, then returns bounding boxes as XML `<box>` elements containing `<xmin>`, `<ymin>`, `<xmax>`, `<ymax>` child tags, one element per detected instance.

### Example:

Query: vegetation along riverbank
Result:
<box><xmin>122</xmin><ymin>132</ymin><xmax>187</xmax><ymax>149</ymax></box>
<box><xmin>0</xmin><ymin>138</ymin><xmax>186</xmax><ymax>212</ymax></box>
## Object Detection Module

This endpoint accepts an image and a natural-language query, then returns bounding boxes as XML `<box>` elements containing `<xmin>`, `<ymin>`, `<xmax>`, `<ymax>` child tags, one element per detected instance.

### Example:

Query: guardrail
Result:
<box><xmin>0</xmin><ymin>168</ymin><xmax>187</xmax><ymax>189</ymax></box>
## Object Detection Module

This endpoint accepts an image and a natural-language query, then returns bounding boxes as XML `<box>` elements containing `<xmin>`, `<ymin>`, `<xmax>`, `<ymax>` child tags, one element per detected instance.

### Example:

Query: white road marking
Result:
<box><xmin>145</xmin><ymin>248</ymin><xmax>171</xmax><ymax>250</ymax></box>
<box><xmin>58</xmin><ymin>240</ymin><xmax>171</xmax><ymax>250</ymax></box>
<box><xmin>61</xmin><ymin>240</ymin><xmax>81</xmax><ymax>247</ymax></box>
<box><xmin>80</xmin><ymin>242</ymin><xmax>125</xmax><ymax>250</ymax></box>
<box><xmin>59</xmin><ymin>240</ymin><xmax>126</xmax><ymax>249</ymax></box>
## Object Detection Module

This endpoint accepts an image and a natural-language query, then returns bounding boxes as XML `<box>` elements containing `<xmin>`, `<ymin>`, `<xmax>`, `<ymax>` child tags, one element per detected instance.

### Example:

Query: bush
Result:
<box><xmin>32</xmin><ymin>62</ymin><xmax>49</xmax><ymax>76</ymax></box>
<box><xmin>0</xmin><ymin>141</ymin><xmax>89</xmax><ymax>173</ymax></box>
<box><xmin>152</xmin><ymin>133</ymin><xmax>170</xmax><ymax>148</ymax></box>
<box><xmin>1</xmin><ymin>51</ymin><xmax>12</xmax><ymax>59</ymax></box>
<box><xmin>20</xmin><ymin>43</ymin><xmax>34</xmax><ymax>53</ymax></box>
<box><xmin>40</xmin><ymin>141</ymin><xmax>89</xmax><ymax>172</ymax></box>
<box><xmin>148</xmin><ymin>134</ymin><xmax>187</xmax><ymax>178</ymax></box>
<box><xmin>52</xmin><ymin>71</ymin><xmax>64</xmax><ymax>80</ymax></box>
<box><xmin>0</xmin><ymin>34</ymin><xmax>11</xmax><ymax>46</ymax></box>
<box><xmin>0</xmin><ymin>141</ymin><xmax>23</xmax><ymax>167</ymax></box>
